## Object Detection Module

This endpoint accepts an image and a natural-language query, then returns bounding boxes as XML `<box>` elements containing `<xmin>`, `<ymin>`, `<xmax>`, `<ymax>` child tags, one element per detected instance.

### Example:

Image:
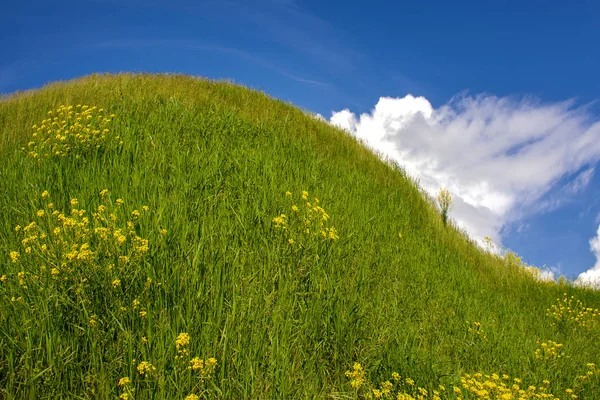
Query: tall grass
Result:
<box><xmin>0</xmin><ymin>73</ymin><xmax>599</xmax><ymax>399</ymax></box>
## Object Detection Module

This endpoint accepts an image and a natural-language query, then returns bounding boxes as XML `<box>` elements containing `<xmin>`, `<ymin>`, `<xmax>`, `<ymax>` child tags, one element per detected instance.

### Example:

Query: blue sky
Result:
<box><xmin>3</xmin><ymin>0</ymin><xmax>600</xmax><ymax>283</ymax></box>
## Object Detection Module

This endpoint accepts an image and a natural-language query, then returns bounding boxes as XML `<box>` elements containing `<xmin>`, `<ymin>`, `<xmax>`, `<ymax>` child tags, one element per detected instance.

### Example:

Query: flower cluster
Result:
<box><xmin>460</xmin><ymin>373</ymin><xmax>559</xmax><ymax>400</ymax></box>
<box><xmin>573</xmin><ymin>363</ymin><xmax>600</xmax><ymax>396</ymax></box>
<box><xmin>343</xmin><ymin>327</ymin><xmax>600</xmax><ymax>399</ymax></box>
<box><xmin>546</xmin><ymin>293</ymin><xmax>600</xmax><ymax>329</ymax></box>
<box><xmin>535</xmin><ymin>340</ymin><xmax>564</xmax><ymax>361</ymax></box>
<box><xmin>345</xmin><ymin>362</ymin><xmax>366</xmax><ymax>390</ymax></box>
<box><xmin>189</xmin><ymin>357</ymin><xmax>218</xmax><ymax>379</ymax></box>
<box><xmin>176</xmin><ymin>332</ymin><xmax>191</xmax><ymax>360</ymax></box>
<box><xmin>272</xmin><ymin>190</ymin><xmax>339</xmax><ymax>249</ymax></box>
<box><xmin>25</xmin><ymin>104</ymin><xmax>121</xmax><ymax>159</ymax></box>
<box><xmin>7</xmin><ymin>190</ymin><xmax>150</xmax><ymax>291</ymax></box>
<box><xmin>344</xmin><ymin>363</ymin><xmax>442</xmax><ymax>400</ymax></box>
<box><xmin>173</xmin><ymin>333</ymin><xmax>218</xmax><ymax>397</ymax></box>
<box><xmin>137</xmin><ymin>361</ymin><xmax>156</xmax><ymax>376</ymax></box>
<box><xmin>118</xmin><ymin>376</ymin><xmax>133</xmax><ymax>400</ymax></box>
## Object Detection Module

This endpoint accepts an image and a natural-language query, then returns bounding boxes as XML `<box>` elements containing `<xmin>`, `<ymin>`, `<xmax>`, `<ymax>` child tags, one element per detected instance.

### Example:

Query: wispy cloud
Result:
<box><xmin>564</xmin><ymin>167</ymin><xmax>595</xmax><ymax>195</ymax></box>
<box><xmin>329</xmin><ymin>93</ymin><xmax>600</xmax><ymax>256</ymax></box>
<box><xmin>96</xmin><ymin>39</ymin><xmax>332</xmax><ymax>88</ymax></box>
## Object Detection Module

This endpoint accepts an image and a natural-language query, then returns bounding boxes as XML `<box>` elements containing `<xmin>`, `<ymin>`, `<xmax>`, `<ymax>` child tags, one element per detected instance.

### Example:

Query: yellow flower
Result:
<box><xmin>41</xmin><ymin>190</ymin><xmax>50</xmax><ymax>199</ymax></box>
<box><xmin>112</xmin><ymin>279</ymin><xmax>121</xmax><ymax>288</ymax></box>
<box><xmin>9</xmin><ymin>251</ymin><xmax>20</xmax><ymax>263</ymax></box>
<box><xmin>176</xmin><ymin>332</ymin><xmax>191</xmax><ymax>349</ymax></box>
<box><xmin>285</xmin><ymin>191</ymin><xmax>292</xmax><ymax>198</ymax></box>
<box><xmin>99</xmin><ymin>189</ymin><xmax>109</xmax><ymax>197</ymax></box>
<box><xmin>139</xmin><ymin>310</ymin><xmax>147</xmax><ymax>317</ymax></box>
<box><xmin>70</xmin><ymin>198</ymin><xmax>78</xmax><ymax>206</ymax></box>
<box><xmin>159</xmin><ymin>228</ymin><xmax>167</xmax><ymax>235</ymax></box>
<box><xmin>118</xmin><ymin>377</ymin><xmax>130</xmax><ymax>386</ymax></box>
<box><xmin>184</xmin><ymin>395</ymin><xmax>199</xmax><ymax>400</ymax></box>
<box><xmin>137</xmin><ymin>361</ymin><xmax>156</xmax><ymax>375</ymax></box>
<box><xmin>0</xmin><ymin>275</ymin><xmax>6</xmax><ymax>282</ymax></box>
<box><xmin>115</xmin><ymin>199</ymin><xmax>124</xmax><ymax>205</ymax></box>
<box><xmin>51</xmin><ymin>268</ymin><xmax>60</xmax><ymax>275</ymax></box>
<box><xmin>189</xmin><ymin>357</ymin><xmax>204</xmax><ymax>371</ymax></box>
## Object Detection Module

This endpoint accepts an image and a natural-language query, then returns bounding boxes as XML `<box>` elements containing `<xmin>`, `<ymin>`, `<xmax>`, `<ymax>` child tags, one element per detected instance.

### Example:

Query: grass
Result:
<box><xmin>0</xmin><ymin>73</ymin><xmax>599</xmax><ymax>399</ymax></box>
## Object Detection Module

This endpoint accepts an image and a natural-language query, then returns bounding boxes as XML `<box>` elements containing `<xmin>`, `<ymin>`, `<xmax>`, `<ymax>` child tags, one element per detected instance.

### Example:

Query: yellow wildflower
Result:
<box><xmin>176</xmin><ymin>332</ymin><xmax>191</xmax><ymax>349</ymax></box>
<box><xmin>137</xmin><ymin>361</ymin><xmax>156</xmax><ymax>375</ymax></box>
<box><xmin>118</xmin><ymin>377</ymin><xmax>130</xmax><ymax>386</ymax></box>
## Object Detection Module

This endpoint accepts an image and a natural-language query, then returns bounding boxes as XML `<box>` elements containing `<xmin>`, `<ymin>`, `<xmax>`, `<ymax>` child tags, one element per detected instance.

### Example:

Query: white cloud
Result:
<box><xmin>576</xmin><ymin>225</ymin><xmax>600</xmax><ymax>289</ymax></box>
<box><xmin>330</xmin><ymin>93</ymin><xmax>600</xmax><ymax>257</ymax></box>
<box><xmin>312</xmin><ymin>112</ymin><xmax>326</xmax><ymax>121</ymax></box>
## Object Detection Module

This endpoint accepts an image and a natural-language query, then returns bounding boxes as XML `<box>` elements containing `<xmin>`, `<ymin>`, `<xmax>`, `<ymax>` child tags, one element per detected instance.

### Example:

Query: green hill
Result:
<box><xmin>1</xmin><ymin>73</ymin><xmax>599</xmax><ymax>399</ymax></box>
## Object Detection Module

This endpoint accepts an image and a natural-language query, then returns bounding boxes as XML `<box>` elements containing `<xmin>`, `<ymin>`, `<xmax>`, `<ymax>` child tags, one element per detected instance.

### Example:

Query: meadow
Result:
<box><xmin>0</xmin><ymin>73</ymin><xmax>599</xmax><ymax>399</ymax></box>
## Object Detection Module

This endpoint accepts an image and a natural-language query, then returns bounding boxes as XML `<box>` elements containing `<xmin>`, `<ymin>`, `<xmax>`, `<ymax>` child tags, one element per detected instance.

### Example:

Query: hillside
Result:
<box><xmin>1</xmin><ymin>73</ymin><xmax>599</xmax><ymax>399</ymax></box>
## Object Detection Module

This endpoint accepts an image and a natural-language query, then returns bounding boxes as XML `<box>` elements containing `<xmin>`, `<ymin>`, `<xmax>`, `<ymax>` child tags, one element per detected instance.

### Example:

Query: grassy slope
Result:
<box><xmin>0</xmin><ymin>73</ymin><xmax>599</xmax><ymax>399</ymax></box>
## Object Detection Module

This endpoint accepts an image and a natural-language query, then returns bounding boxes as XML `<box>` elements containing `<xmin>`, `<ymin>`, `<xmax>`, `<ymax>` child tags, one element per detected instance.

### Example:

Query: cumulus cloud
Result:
<box><xmin>329</xmin><ymin>93</ymin><xmax>600</xmax><ymax>277</ymax></box>
<box><xmin>576</xmin><ymin>225</ymin><xmax>600</xmax><ymax>289</ymax></box>
<box><xmin>312</xmin><ymin>112</ymin><xmax>326</xmax><ymax>121</ymax></box>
